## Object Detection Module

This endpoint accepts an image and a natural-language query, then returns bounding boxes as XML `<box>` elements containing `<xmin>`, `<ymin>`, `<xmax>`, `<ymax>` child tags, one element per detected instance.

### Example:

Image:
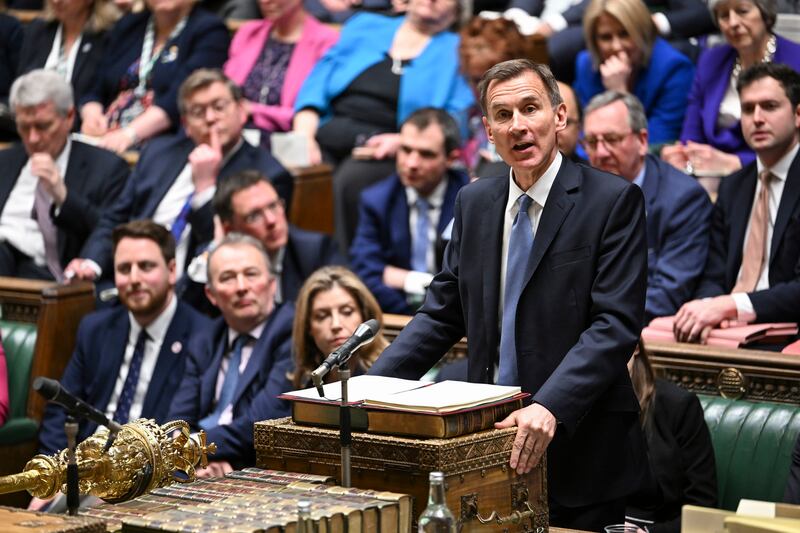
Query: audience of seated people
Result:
<box><xmin>31</xmin><ymin>219</ymin><xmax>210</xmax><ymax>510</ymax></box>
<box><xmin>183</xmin><ymin>169</ymin><xmax>342</xmax><ymax>313</ymax></box>
<box><xmin>582</xmin><ymin>91</ymin><xmax>712</xmax><ymax>322</ymax></box>
<box><xmin>350</xmin><ymin>107</ymin><xmax>468</xmax><ymax>314</ymax></box>
<box><xmin>65</xmin><ymin>69</ymin><xmax>292</xmax><ymax>287</ymax></box>
<box><xmin>573</xmin><ymin>0</ymin><xmax>695</xmax><ymax>145</ymax></box>
<box><xmin>223</xmin><ymin>0</ymin><xmax>338</xmax><ymax>147</ymax></box>
<box><xmin>288</xmin><ymin>265</ymin><xmax>389</xmax><ymax>389</ymax></box>
<box><xmin>167</xmin><ymin>233</ymin><xmax>294</xmax><ymax>476</ymax></box>
<box><xmin>626</xmin><ymin>340</ymin><xmax>717</xmax><ymax>532</ymax></box>
<box><xmin>78</xmin><ymin>0</ymin><xmax>229</xmax><ymax>153</ymax></box>
<box><xmin>0</xmin><ymin>70</ymin><xmax>129</xmax><ymax>281</ymax></box>
<box><xmin>662</xmin><ymin>0</ymin><xmax>800</xmax><ymax>176</ymax></box>
<box><xmin>675</xmin><ymin>63</ymin><xmax>800</xmax><ymax>341</ymax></box>
<box><xmin>291</xmin><ymin>0</ymin><xmax>474</xmax><ymax>251</ymax></box>
<box><xmin>17</xmin><ymin>0</ymin><xmax>121</xmax><ymax>132</ymax></box>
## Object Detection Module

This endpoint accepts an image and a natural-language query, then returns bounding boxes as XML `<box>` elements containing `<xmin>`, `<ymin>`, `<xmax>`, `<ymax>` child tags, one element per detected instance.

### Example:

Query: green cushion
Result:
<box><xmin>0</xmin><ymin>416</ymin><xmax>39</xmax><ymax>444</ymax></box>
<box><xmin>699</xmin><ymin>395</ymin><xmax>800</xmax><ymax>510</ymax></box>
<box><xmin>0</xmin><ymin>321</ymin><xmax>37</xmax><ymax>421</ymax></box>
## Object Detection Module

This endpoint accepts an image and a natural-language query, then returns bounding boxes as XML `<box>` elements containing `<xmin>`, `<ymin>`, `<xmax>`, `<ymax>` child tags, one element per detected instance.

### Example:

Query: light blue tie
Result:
<box><xmin>411</xmin><ymin>197</ymin><xmax>430</xmax><ymax>273</ymax></box>
<box><xmin>199</xmin><ymin>334</ymin><xmax>250</xmax><ymax>430</ymax></box>
<box><xmin>498</xmin><ymin>194</ymin><xmax>534</xmax><ymax>386</ymax></box>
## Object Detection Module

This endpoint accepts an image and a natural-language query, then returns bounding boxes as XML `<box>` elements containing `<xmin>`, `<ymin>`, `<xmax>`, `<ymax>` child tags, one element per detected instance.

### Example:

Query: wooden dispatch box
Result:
<box><xmin>255</xmin><ymin>418</ymin><xmax>548</xmax><ymax>532</ymax></box>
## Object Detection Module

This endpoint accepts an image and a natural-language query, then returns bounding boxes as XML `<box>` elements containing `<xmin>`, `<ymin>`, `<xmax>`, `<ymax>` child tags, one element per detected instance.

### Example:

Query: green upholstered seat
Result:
<box><xmin>699</xmin><ymin>395</ymin><xmax>800</xmax><ymax>510</ymax></box>
<box><xmin>0</xmin><ymin>321</ymin><xmax>38</xmax><ymax>445</ymax></box>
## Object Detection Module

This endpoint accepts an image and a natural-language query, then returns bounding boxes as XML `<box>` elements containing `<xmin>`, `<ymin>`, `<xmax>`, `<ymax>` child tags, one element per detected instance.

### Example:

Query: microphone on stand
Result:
<box><xmin>33</xmin><ymin>377</ymin><xmax>123</xmax><ymax>449</ymax></box>
<box><xmin>310</xmin><ymin>319</ymin><xmax>380</xmax><ymax>397</ymax></box>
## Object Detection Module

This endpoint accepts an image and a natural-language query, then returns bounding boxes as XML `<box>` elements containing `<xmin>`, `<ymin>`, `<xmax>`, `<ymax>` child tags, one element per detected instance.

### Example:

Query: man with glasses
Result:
<box><xmin>583</xmin><ymin>91</ymin><xmax>712</xmax><ymax>322</ymax></box>
<box><xmin>65</xmin><ymin>69</ymin><xmax>293</xmax><ymax>288</ymax></box>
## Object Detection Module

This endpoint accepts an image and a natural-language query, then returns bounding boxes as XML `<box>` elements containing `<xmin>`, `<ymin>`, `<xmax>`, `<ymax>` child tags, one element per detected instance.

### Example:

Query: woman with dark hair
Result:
<box><xmin>625</xmin><ymin>341</ymin><xmax>717</xmax><ymax>532</ymax></box>
<box><xmin>289</xmin><ymin>266</ymin><xmax>389</xmax><ymax>389</ymax></box>
<box><xmin>573</xmin><ymin>0</ymin><xmax>695</xmax><ymax>144</ymax></box>
<box><xmin>662</xmin><ymin>0</ymin><xmax>800</xmax><ymax>176</ymax></box>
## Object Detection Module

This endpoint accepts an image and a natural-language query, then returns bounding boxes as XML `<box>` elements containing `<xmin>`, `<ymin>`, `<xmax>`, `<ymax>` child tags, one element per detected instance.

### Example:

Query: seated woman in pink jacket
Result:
<box><xmin>224</xmin><ymin>0</ymin><xmax>339</xmax><ymax>144</ymax></box>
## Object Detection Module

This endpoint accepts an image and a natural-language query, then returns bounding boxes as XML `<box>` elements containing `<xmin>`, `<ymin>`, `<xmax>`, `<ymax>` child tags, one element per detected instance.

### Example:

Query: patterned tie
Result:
<box><xmin>199</xmin><ymin>334</ymin><xmax>251</xmax><ymax>430</ymax></box>
<box><xmin>498</xmin><ymin>194</ymin><xmax>534</xmax><ymax>386</ymax></box>
<box><xmin>733</xmin><ymin>170</ymin><xmax>772</xmax><ymax>293</ymax></box>
<box><xmin>32</xmin><ymin>181</ymin><xmax>63</xmax><ymax>281</ymax></box>
<box><xmin>171</xmin><ymin>192</ymin><xmax>194</xmax><ymax>241</ymax></box>
<box><xmin>113</xmin><ymin>329</ymin><xmax>149</xmax><ymax>425</ymax></box>
<box><xmin>411</xmin><ymin>197</ymin><xmax>430</xmax><ymax>273</ymax></box>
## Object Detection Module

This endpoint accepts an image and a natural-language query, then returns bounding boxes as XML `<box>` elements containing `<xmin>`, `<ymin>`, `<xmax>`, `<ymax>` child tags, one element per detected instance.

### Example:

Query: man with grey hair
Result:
<box><xmin>369</xmin><ymin>59</ymin><xmax>649</xmax><ymax>528</ymax></box>
<box><xmin>583</xmin><ymin>90</ymin><xmax>712</xmax><ymax>321</ymax></box>
<box><xmin>0</xmin><ymin>69</ymin><xmax>128</xmax><ymax>280</ymax></box>
<box><xmin>168</xmin><ymin>232</ymin><xmax>294</xmax><ymax>474</ymax></box>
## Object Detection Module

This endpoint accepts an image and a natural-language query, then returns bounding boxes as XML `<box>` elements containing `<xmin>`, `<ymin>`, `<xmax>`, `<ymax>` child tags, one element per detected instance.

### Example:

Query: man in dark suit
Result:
<box><xmin>65</xmin><ymin>69</ymin><xmax>293</xmax><ymax>285</ymax></box>
<box><xmin>168</xmin><ymin>233</ymin><xmax>294</xmax><ymax>474</ymax></box>
<box><xmin>675</xmin><ymin>63</ymin><xmax>800</xmax><ymax>342</ymax></box>
<box><xmin>350</xmin><ymin>108</ymin><xmax>469</xmax><ymax>314</ymax></box>
<box><xmin>32</xmin><ymin>220</ymin><xmax>210</xmax><ymax>510</ymax></box>
<box><xmin>583</xmin><ymin>91</ymin><xmax>712</xmax><ymax>322</ymax></box>
<box><xmin>0</xmin><ymin>69</ymin><xmax>128</xmax><ymax>281</ymax></box>
<box><xmin>369</xmin><ymin>60</ymin><xmax>648</xmax><ymax>529</ymax></box>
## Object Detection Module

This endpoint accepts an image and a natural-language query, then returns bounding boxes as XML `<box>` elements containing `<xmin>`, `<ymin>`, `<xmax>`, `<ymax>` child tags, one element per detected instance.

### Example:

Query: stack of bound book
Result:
<box><xmin>80</xmin><ymin>468</ymin><xmax>411</xmax><ymax>533</ymax></box>
<box><xmin>280</xmin><ymin>376</ymin><xmax>529</xmax><ymax>439</ymax></box>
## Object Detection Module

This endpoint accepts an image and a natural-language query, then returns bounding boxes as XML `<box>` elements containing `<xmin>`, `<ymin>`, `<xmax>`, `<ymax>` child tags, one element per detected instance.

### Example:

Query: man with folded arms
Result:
<box><xmin>675</xmin><ymin>63</ymin><xmax>800</xmax><ymax>343</ymax></box>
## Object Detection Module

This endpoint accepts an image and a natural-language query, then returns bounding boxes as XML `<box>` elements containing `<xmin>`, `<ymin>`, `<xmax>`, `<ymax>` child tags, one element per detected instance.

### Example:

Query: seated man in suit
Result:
<box><xmin>675</xmin><ymin>63</ymin><xmax>800</xmax><ymax>342</ymax></box>
<box><xmin>168</xmin><ymin>233</ymin><xmax>294</xmax><ymax>475</ymax></box>
<box><xmin>0</xmin><ymin>69</ymin><xmax>128</xmax><ymax>281</ymax></box>
<box><xmin>31</xmin><ymin>220</ymin><xmax>210</xmax><ymax>510</ymax></box>
<box><xmin>350</xmin><ymin>108</ymin><xmax>469</xmax><ymax>314</ymax></box>
<box><xmin>582</xmin><ymin>91</ymin><xmax>712</xmax><ymax>322</ymax></box>
<box><xmin>65</xmin><ymin>68</ymin><xmax>293</xmax><ymax>285</ymax></box>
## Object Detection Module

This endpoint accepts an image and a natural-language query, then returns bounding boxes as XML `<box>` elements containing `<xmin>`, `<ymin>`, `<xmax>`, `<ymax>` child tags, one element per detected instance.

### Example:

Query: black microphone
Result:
<box><xmin>310</xmin><ymin>319</ymin><xmax>380</xmax><ymax>396</ymax></box>
<box><xmin>33</xmin><ymin>377</ymin><xmax>123</xmax><ymax>437</ymax></box>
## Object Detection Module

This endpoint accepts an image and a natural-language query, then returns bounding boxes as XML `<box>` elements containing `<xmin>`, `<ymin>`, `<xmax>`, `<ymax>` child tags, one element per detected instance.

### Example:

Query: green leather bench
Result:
<box><xmin>0</xmin><ymin>321</ymin><xmax>38</xmax><ymax>446</ymax></box>
<box><xmin>700</xmin><ymin>395</ymin><xmax>800</xmax><ymax>510</ymax></box>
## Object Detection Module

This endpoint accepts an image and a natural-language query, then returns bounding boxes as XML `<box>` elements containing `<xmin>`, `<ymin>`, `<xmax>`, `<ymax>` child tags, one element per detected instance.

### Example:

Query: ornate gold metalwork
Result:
<box><xmin>0</xmin><ymin>419</ymin><xmax>215</xmax><ymax>502</ymax></box>
<box><xmin>717</xmin><ymin>367</ymin><xmax>748</xmax><ymax>400</ymax></box>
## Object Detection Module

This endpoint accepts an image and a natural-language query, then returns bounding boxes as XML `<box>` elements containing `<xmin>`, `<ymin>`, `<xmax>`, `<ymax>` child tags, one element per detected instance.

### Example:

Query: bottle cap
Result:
<box><xmin>429</xmin><ymin>471</ymin><xmax>444</xmax><ymax>482</ymax></box>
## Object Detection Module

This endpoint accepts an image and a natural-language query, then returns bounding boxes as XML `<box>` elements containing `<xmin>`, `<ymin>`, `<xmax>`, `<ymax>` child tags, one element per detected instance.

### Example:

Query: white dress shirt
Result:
<box><xmin>103</xmin><ymin>295</ymin><xmax>178</xmax><ymax>422</ymax></box>
<box><xmin>214</xmin><ymin>320</ymin><xmax>267</xmax><ymax>426</ymax></box>
<box><xmin>44</xmin><ymin>24</ymin><xmax>82</xmax><ymax>82</ymax></box>
<box><xmin>403</xmin><ymin>177</ymin><xmax>448</xmax><ymax>295</ymax></box>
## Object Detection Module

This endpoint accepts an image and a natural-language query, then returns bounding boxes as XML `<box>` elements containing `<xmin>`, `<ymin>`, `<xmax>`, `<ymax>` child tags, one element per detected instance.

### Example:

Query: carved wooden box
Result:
<box><xmin>255</xmin><ymin>418</ymin><xmax>548</xmax><ymax>532</ymax></box>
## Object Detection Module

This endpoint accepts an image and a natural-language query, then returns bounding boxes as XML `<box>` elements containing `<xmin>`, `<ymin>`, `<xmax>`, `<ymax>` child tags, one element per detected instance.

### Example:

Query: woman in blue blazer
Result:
<box><xmin>79</xmin><ymin>0</ymin><xmax>229</xmax><ymax>153</ymax></box>
<box><xmin>574</xmin><ymin>0</ymin><xmax>695</xmax><ymax>145</ymax></box>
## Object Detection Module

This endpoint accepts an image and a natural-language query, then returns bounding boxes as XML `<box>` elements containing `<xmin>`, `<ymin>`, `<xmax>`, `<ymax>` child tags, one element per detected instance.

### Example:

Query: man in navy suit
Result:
<box><xmin>582</xmin><ymin>91</ymin><xmax>712</xmax><ymax>322</ymax></box>
<box><xmin>369</xmin><ymin>60</ymin><xmax>648</xmax><ymax>529</ymax></box>
<box><xmin>675</xmin><ymin>63</ymin><xmax>800</xmax><ymax>342</ymax></box>
<box><xmin>350</xmin><ymin>108</ymin><xmax>469</xmax><ymax>314</ymax></box>
<box><xmin>32</xmin><ymin>220</ymin><xmax>210</xmax><ymax>509</ymax></box>
<box><xmin>168</xmin><ymin>233</ymin><xmax>294</xmax><ymax>475</ymax></box>
<box><xmin>65</xmin><ymin>69</ymin><xmax>293</xmax><ymax>285</ymax></box>
<box><xmin>0</xmin><ymin>69</ymin><xmax>128</xmax><ymax>280</ymax></box>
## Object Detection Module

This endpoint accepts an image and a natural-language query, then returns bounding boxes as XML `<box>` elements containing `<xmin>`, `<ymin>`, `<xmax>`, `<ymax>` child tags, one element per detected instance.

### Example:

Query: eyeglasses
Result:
<box><xmin>242</xmin><ymin>199</ymin><xmax>284</xmax><ymax>225</ymax></box>
<box><xmin>185</xmin><ymin>98</ymin><xmax>234</xmax><ymax>120</ymax></box>
<box><xmin>580</xmin><ymin>131</ymin><xmax>634</xmax><ymax>152</ymax></box>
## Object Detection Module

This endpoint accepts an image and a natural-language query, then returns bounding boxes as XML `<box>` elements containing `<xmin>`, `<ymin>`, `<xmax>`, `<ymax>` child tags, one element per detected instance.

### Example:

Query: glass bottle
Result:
<box><xmin>297</xmin><ymin>500</ymin><xmax>313</xmax><ymax>533</ymax></box>
<box><xmin>418</xmin><ymin>471</ymin><xmax>456</xmax><ymax>532</ymax></box>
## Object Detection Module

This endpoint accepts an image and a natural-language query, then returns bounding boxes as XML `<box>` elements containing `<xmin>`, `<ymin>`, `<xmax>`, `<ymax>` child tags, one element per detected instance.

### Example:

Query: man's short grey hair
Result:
<box><xmin>584</xmin><ymin>91</ymin><xmax>648</xmax><ymax>132</ymax></box>
<box><xmin>206</xmin><ymin>232</ymin><xmax>272</xmax><ymax>284</ymax></box>
<box><xmin>9</xmin><ymin>69</ymin><xmax>74</xmax><ymax>116</ymax></box>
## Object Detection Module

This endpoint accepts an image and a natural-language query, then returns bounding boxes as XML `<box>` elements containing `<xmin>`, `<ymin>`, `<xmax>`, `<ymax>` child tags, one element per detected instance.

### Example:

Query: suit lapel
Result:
<box><xmin>481</xmin><ymin>178</ymin><xmax>508</xmax><ymax>354</ymax></box>
<box><xmin>437</xmin><ymin>171</ymin><xmax>462</xmax><ymax>234</ymax></box>
<box><xmin>230</xmin><ymin>313</ymin><xmax>277</xmax><ymax>408</ymax></box>
<box><xmin>390</xmin><ymin>184</ymin><xmax>412</xmax><ymax>268</ymax></box>
<box><xmin>730</xmin><ymin>168</ymin><xmax>758</xmax><ymax>276</ymax></box>
<box><xmin>0</xmin><ymin>146</ymin><xmax>28</xmax><ymax>215</ymax></box>
<box><xmin>58</xmin><ymin>143</ymin><xmax>89</xmax><ymax>259</ymax></box>
<box><xmin>641</xmin><ymin>157</ymin><xmax>660</xmax><ymax>248</ymax></box>
<box><xmin>145</xmin><ymin>139</ymin><xmax>194</xmax><ymax>216</ymax></box>
<box><xmin>95</xmin><ymin>311</ymin><xmax>130</xmax><ymax>413</ymax></box>
<box><xmin>141</xmin><ymin>303</ymin><xmax>187</xmax><ymax>417</ymax></box>
<box><xmin>202</xmin><ymin>322</ymin><xmax>228</xmax><ymax>413</ymax></box>
<box><xmin>771</xmin><ymin>152</ymin><xmax>800</xmax><ymax>264</ymax></box>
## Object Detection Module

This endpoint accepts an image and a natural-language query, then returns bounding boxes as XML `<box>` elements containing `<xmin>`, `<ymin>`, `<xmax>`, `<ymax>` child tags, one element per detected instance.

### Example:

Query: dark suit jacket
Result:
<box><xmin>694</xmin><ymin>151</ymin><xmax>800</xmax><ymax>323</ymax></box>
<box><xmin>785</xmin><ymin>432</ymin><xmax>800</xmax><ymax>504</ymax></box>
<box><xmin>350</xmin><ymin>169</ymin><xmax>468</xmax><ymax>314</ymax></box>
<box><xmin>369</xmin><ymin>157</ymin><xmax>649</xmax><ymax>507</ymax></box>
<box><xmin>81</xmin><ymin>6</ymin><xmax>229</xmax><ymax>126</ymax></box>
<box><xmin>0</xmin><ymin>141</ymin><xmax>129</xmax><ymax>268</ymax></box>
<box><xmin>37</xmin><ymin>300</ymin><xmax>210</xmax><ymax>454</ymax></box>
<box><xmin>18</xmin><ymin>19</ymin><xmax>108</xmax><ymax>126</ymax></box>
<box><xmin>626</xmin><ymin>379</ymin><xmax>717</xmax><ymax>532</ymax></box>
<box><xmin>0</xmin><ymin>14</ymin><xmax>22</xmax><ymax>104</ymax></box>
<box><xmin>560</xmin><ymin>0</ymin><xmax>714</xmax><ymax>38</ymax></box>
<box><xmin>640</xmin><ymin>155</ymin><xmax>712</xmax><ymax>322</ymax></box>
<box><xmin>167</xmin><ymin>303</ymin><xmax>294</xmax><ymax>467</ymax></box>
<box><xmin>80</xmin><ymin>134</ymin><xmax>293</xmax><ymax>275</ymax></box>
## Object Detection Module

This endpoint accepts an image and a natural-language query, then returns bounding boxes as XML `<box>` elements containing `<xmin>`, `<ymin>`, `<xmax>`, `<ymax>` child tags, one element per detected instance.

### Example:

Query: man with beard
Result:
<box><xmin>35</xmin><ymin>220</ymin><xmax>210</xmax><ymax>475</ymax></box>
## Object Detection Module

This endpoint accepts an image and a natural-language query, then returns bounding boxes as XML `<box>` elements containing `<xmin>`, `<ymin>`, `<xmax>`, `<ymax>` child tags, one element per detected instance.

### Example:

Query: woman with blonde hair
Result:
<box><xmin>290</xmin><ymin>266</ymin><xmax>389</xmax><ymax>389</ymax></box>
<box><xmin>573</xmin><ymin>0</ymin><xmax>695</xmax><ymax>144</ymax></box>
<box><xmin>18</xmin><ymin>0</ymin><xmax>121</xmax><ymax>128</ymax></box>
